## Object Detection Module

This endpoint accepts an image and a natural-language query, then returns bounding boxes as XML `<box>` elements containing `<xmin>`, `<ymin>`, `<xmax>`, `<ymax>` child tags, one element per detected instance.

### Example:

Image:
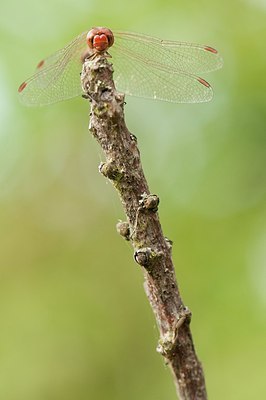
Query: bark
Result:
<box><xmin>81</xmin><ymin>55</ymin><xmax>207</xmax><ymax>400</ymax></box>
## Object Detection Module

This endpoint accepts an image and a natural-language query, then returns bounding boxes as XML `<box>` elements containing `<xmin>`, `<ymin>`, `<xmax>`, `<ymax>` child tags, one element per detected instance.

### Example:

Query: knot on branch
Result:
<box><xmin>134</xmin><ymin>247</ymin><xmax>162</xmax><ymax>270</ymax></box>
<box><xmin>165</xmin><ymin>237</ymin><xmax>173</xmax><ymax>253</ymax></box>
<box><xmin>156</xmin><ymin>306</ymin><xmax>192</xmax><ymax>358</ymax></box>
<box><xmin>130</xmin><ymin>193</ymin><xmax>160</xmax><ymax>240</ymax></box>
<box><xmin>139</xmin><ymin>193</ymin><xmax>160</xmax><ymax>213</ymax></box>
<box><xmin>116</xmin><ymin>221</ymin><xmax>130</xmax><ymax>241</ymax></box>
<box><xmin>99</xmin><ymin>161</ymin><xmax>124</xmax><ymax>181</ymax></box>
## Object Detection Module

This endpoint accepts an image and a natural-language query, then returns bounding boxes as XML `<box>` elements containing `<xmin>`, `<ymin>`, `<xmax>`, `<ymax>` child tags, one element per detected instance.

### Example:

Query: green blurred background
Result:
<box><xmin>1</xmin><ymin>0</ymin><xmax>266</xmax><ymax>399</ymax></box>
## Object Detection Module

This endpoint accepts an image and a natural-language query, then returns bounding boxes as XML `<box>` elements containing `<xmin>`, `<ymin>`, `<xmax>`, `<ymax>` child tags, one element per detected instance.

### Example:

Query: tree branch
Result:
<box><xmin>81</xmin><ymin>55</ymin><xmax>207</xmax><ymax>400</ymax></box>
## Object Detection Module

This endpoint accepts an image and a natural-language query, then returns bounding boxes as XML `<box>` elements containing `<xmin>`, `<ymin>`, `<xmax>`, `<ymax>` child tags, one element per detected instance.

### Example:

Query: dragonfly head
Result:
<box><xmin>86</xmin><ymin>27</ymin><xmax>114</xmax><ymax>53</ymax></box>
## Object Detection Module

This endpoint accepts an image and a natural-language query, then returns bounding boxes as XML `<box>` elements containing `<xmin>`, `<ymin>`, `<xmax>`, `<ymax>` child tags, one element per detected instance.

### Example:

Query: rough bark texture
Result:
<box><xmin>81</xmin><ymin>55</ymin><xmax>207</xmax><ymax>400</ymax></box>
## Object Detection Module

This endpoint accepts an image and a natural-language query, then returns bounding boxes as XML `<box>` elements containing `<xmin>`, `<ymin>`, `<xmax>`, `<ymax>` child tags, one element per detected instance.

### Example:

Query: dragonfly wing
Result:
<box><xmin>18</xmin><ymin>32</ymin><xmax>89</xmax><ymax>106</ymax></box>
<box><xmin>114</xmin><ymin>31</ymin><xmax>223</xmax><ymax>75</ymax></box>
<box><xmin>110</xmin><ymin>42</ymin><xmax>213</xmax><ymax>103</ymax></box>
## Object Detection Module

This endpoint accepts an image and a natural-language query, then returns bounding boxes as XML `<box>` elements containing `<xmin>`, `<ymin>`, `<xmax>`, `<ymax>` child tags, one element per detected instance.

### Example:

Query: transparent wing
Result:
<box><xmin>113</xmin><ymin>31</ymin><xmax>223</xmax><ymax>75</ymax></box>
<box><xmin>18</xmin><ymin>32</ymin><xmax>89</xmax><ymax>106</ymax></box>
<box><xmin>111</xmin><ymin>37</ymin><xmax>213</xmax><ymax>103</ymax></box>
<box><xmin>18</xmin><ymin>29</ymin><xmax>222</xmax><ymax>106</ymax></box>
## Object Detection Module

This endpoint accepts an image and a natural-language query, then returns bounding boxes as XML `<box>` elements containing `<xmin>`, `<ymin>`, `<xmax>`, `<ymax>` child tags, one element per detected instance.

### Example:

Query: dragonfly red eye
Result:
<box><xmin>86</xmin><ymin>27</ymin><xmax>114</xmax><ymax>52</ymax></box>
<box><xmin>93</xmin><ymin>34</ymin><xmax>108</xmax><ymax>51</ymax></box>
<box><xmin>18</xmin><ymin>81</ymin><xmax>27</xmax><ymax>93</ymax></box>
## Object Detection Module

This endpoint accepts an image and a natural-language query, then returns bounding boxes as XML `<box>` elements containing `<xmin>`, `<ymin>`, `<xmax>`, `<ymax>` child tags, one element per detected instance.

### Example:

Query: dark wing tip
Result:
<box><xmin>197</xmin><ymin>77</ymin><xmax>211</xmax><ymax>88</ymax></box>
<box><xmin>204</xmin><ymin>46</ymin><xmax>218</xmax><ymax>54</ymax></box>
<box><xmin>18</xmin><ymin>81</ymin><xmax>27</xmax><ymax>93</ymax></box>
<box><xmin>36</xmin><ymin>59</ymin><xmax>45</xmax><ymax>69</ymax></box>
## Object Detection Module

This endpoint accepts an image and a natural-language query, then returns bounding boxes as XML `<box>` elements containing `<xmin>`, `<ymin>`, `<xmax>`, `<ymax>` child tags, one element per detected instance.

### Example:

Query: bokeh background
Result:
<box><xmin>1</xmin><ymin>0</ymin><xmax>266</xmax><ymax>399</ymax></box>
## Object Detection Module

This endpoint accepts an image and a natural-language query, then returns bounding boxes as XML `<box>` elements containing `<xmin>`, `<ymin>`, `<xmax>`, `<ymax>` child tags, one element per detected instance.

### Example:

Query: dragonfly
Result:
<box><xmin>18</xmin><ymin>27</ymin><xmax>223</xmax><ymax>106</ymax></box>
